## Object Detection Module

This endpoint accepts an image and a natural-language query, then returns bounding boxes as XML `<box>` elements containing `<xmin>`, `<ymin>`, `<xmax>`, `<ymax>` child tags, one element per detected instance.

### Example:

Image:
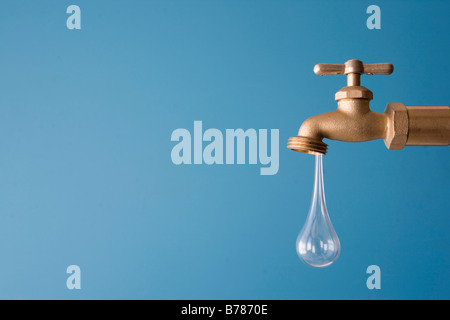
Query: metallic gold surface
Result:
<box><xmin>287</xmin><ymin>136</ymin><xmax>328</xmax><ymax>155</ymax></box>
<box><xmin>288</xmin><ymin>59</ymin><xmax>450</xmax><ymax>155</ymax></box>
<box><xmin>384</xmin><ymin>102</ymin><xmax>408</xmax><ymax>150</ymax></box>
<box><xmin>296</xmin><ymin>99</ymin><xmax>386</xmax><ymax>144</ymax></box>
<box><xmin>405</xmin><ymin>106</ymin><xmax>450</xmax><ymax>146</ymax></box>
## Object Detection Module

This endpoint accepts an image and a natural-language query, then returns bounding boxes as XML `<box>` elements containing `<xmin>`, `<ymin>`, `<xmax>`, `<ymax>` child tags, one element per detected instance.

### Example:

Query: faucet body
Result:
<box><xmin>288</xmin><ymin>59</ymin><xmax>450</xmax><ymax>155</ymax></box>
<box><xmin>298</xmin><ymin>99</ymin><xmax>386</xmax><ymax>142</ymax></box>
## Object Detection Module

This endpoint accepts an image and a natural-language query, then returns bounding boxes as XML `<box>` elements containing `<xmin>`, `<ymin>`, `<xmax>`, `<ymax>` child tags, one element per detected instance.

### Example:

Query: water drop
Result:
<box><xmin>296</xmin><ymin>154</ymin><xmax>340</xmax><ymax>267</ymax></box>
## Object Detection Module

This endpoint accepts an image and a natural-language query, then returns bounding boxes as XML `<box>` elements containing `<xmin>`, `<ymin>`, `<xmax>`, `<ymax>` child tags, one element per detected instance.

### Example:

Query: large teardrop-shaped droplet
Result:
<box><xmin>296</xmin><ymin>154</ymin><xmax>340</xmax><ymax>267</ymax></box>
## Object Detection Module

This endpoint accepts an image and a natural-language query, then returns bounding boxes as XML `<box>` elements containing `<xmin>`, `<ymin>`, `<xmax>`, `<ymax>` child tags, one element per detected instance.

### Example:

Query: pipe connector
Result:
<box><xmin>384</xmin><ymin>102</ymin><xmax>450</xmax><ymax>149</ymax></box>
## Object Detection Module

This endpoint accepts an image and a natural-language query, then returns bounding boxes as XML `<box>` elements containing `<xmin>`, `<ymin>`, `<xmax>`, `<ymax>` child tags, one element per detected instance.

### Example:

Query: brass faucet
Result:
<box><xmin>288</xmin><ymin>59</ymin><xmax>450</xmax><ymax>155</ymax></box>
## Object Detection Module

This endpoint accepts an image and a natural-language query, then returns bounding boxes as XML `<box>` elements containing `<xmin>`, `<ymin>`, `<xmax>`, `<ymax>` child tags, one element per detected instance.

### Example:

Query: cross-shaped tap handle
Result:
<box><xmin>314</xmin><ymin>59</ymin><xmax>394</xmax><ymax>86</ymax></box>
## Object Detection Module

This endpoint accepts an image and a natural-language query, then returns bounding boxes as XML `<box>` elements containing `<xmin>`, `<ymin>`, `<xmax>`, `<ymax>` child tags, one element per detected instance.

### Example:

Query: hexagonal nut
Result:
<box><xmin>384</xmin><ymin>102</ymin><xmax>408</xmax><ymax>150</ymax></box>
<box><xmin>335</xmin><ymin>86</ymin><xmax>373</xmax><ymax>101</ymax></box>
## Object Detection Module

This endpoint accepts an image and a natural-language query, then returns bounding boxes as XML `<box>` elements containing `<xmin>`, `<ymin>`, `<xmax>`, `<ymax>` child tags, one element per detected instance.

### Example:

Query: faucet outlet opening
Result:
<box><xmin>288</xmin><ymin>136</ymin><xmax>328</xmax><ymax>155</ymax></box>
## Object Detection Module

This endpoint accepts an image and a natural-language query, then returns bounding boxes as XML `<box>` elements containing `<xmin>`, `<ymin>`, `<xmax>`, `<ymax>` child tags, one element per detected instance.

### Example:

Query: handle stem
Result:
<box><xmin>347</xmin><ymin>73</ymin><xmax>360</xmax><ymax>86</ymax></box>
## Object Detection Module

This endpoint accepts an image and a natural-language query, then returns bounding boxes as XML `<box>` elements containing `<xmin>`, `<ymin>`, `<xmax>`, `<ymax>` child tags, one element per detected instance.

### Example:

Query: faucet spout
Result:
<box><xmin>289</xmin><ymin>99</ymin><xmax>387</xmax><ymax>155</ymax></box>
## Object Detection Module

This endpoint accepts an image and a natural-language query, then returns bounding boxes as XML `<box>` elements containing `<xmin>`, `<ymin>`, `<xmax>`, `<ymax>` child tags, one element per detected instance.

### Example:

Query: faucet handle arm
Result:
<box><xmin>314</xmin><ymin>63</ymin><xmax>345</xmax><ymax>75</ymax></box>
<box><xmin>313</xmin><ymin>59</ymin><xmax>394</xmax><ymax>86</ymax></box>
<box><xmin>363</xmin><ymin>63</ymin><xmax>394</xmax><ymax>75</ymax></box>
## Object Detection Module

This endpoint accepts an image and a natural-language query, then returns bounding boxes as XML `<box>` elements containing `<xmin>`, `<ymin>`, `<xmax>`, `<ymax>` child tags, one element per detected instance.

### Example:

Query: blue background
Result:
<box><xmin>0</xmin><ymin>0</ymin><xmax>448</xmax><ymax>299</ymax></box>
